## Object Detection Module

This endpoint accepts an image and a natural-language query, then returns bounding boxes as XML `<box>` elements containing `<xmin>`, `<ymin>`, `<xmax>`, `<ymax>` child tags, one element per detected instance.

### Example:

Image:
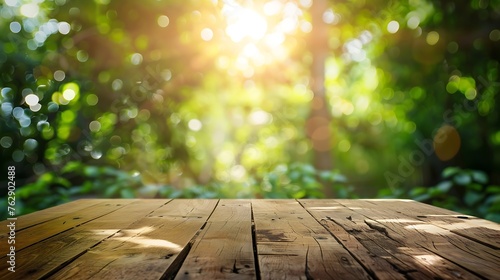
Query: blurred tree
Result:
<box><xmin>0</xmin><ymin>0</ymin><xmax>499</xmax><ymax>219</ymax></box>
<box><xmin>308</xmin><ymin>0</ymin><xmax>334</xmax><ymax>196</ymax></box>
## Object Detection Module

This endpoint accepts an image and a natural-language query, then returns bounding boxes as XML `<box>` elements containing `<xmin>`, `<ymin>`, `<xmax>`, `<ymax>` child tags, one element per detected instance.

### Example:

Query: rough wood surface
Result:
<box><xmin>0</xmin><ymin>199</ymin><xmax>105</xmax><ymax>230</ymax></box>
<box><xmin>252</xmin><ymin>199</ymin><xmax>371</xmax><ymax>279</ymax></box>
<box><xmin>335</xmin><ymin>199</ymin><xmax>499</xmax><ymax>279</ymax></box>
<box><xmin>1</xmin><ymin>199</ymin><xmax>498</xmax><ymax>280</ymax></box>
<box><xmin>0</xmin><ymin>199</ymin><xmax>170</xmax><ymax>279</ymax></box>
<box><xmin>299</xmin><ymin>199</ymin><xmax>481</xmax><ymax>280</ymax></box>
<box><xmin>0</xmin><ymin>199</ymin><xmax>135</xmax><ymax>256</ymax></box>
<box><xmin>373</xmin><ymin>199</ymin><xmax>500</xmax><ymax>250</ymax></box>
<box><xmin>175</xmin><ymin>200</ymin><xmax>255</xmax><ymax>279</ymax></box>
<box><xmin>48</xmin><ymin>199</ymin><xmax>218</xmax><ymax>280</ymax></box>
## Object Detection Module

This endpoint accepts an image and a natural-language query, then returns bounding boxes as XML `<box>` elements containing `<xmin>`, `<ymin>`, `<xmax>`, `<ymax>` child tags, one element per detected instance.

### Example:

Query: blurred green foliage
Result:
<box><xmin>0</xmin><ymin>161</ymin><xmax>353</xmax><ymax>216</ymax></box>
<box><xmin>1</xmin><ymin>0</ymin><xmax>499</xmax><ymax>221</ymax></box>
<box><xmin>380</xmin><ymin>167</ymin><xmax>500</xmax><ymax>222</ymax></box>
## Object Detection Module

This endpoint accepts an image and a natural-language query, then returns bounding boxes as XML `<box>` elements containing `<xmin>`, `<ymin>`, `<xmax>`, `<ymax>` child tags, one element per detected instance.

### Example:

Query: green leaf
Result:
<box><xmin>170</xmin><ymin>190</ymin><xmax>184</xmax><ymax>198</ymax></box>
<box><xmin>301</xmin><ymin>164</ymin><xmax>316</xmax><ymax>175</ymax></box>
<box><xmin>332</xmin><ymin>173</ymin><xmax>348</xmax><ymax>183</ymax></box>
<box><xmin>67</xmin><ymin>186</ymin><xmax>83</xmax><ymax>195</ymax></box>
<box><xmin>39</xmin><ymin>172</ymin><xmax>55</xmax><ymax>183</ymax></box>
<box><xmin>484</xmin><ymin>213</ymin><xmax>500</xmax><ymax>223</ymax></box>
<box><xmin>467</xmin><ymin>183</ymin><xmax>483</xmax><ymax>192</ymax></box>
<box><xmin>486</xmin><ymin>185</ymin><xmax>500</xmax><ymax>194</ymax></box>
<box><xmin>267</xmin><ymin>174</ymin><xmax>279</xmax><ymax>187</ymax></box>
<box><xmin>471</xmin><ymin>171</ymin><xmax>488</xmax><ymax>184</ymax></box>
<box><xmin>84</xmin><ymin>166</ymin><xmax>100</xmax><ymax>177</ymax></box>
<box><xmin>453</xmin><ymin>173</ymin><xmax>471</xmax><ymax>186</ymax></box>
<box><xmin>288</xmin><ymin>170</ymin><xmax>300</xmax><ymax>181</ymax></box>
<box><xmin>318</xmin><ymin>171</ymin><xmax>331</xmax><ymax>181</ymax></box>
<box><xmin>485</xmin><ymin>195</ymin><xmax>500</xmax><ymax>210</ymax></box>
<box><xmin>292</xmin><ymin>190</ymin><xmax>306</xmax><ymax>199</ymax></box>
<box><xmin>464</xmin><ymin>191</ymin><xmax>484</xmax><ymax>207</ymax></box>
<box><xmin>104</xmin><ymin>184</ymin><xmax>120</xmax><ymax>197</ymax></box>
<box><xmin>436</xmin><ymin>181</ymin><xmax>452</xmax><ymax>193</ymax></box>
<box><xmin>337</xmin><ymin>188</ymin><xmax>350</xmax><ymax>198</ymax></box>
<box><xmin>410</xmin><ymin>187</ymin><xmax>427</xmax><ymax>197</ymax></box>
<box><xmin>120</xmin><ymin>188</ymin><xmax>135</xmax><ymax>198</ymax></box>
<box><xmin>377</xmin><ymin>188</ymin><xmax>393</xmax><ymax>197</ymax></box>
<box><xmin>62</xmin><ymin>161</ymin><xmax>83</xmax><ymax>173</ymax></box>
<box><xmin>81</xmin><ymin>181</ymin><xmax>94</xmax><ymax>193</ymax></box>
<box><xmin>442</xmin><ymin>167</ymin><xmax>461</xmax><ymax>178</ymax></box>
<box><xmin>413</xmin><ymin>194</ymin><xmax>431</xmax><ymax>201</ymax></box>
<box><xmin>429</xmin><ymin>187</ymin><xmax>443</xmax><ymax>197</ymax></box>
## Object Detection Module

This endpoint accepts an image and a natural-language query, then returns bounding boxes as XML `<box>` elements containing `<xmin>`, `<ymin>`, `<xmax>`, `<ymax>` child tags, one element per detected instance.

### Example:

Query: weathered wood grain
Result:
<box><xmin>175</xmin><ymin>200</ymin><xmax>255</xmax><ymax>279</ymax></box>
<box><xmin>337</xmin><ymin>199</ymin><xmax>500</xmax><ymax>279</ymax></box>
<box><xmin>1</xmin><ymin>199</ymin><xmax>498</xmax><ymax>280</ymax></box>
<box><xmin>0</xmin><ymin>199</ymin><xmax>105</xmax><ymax>231</ymax></box>
<box><xmin>252</xmin><ymin>199</ymin><xmax>371</xmax><ymax>280</ymax></box>
<box><xmin>300</xmin><ymin>199</ymin><xmax>481</xmax><ymax>280</ymax></box>
<box><xmin>299</xmin><ymin>200</ymin><xmax>407</xmax><ymax>280</ymax></box>
<box><xmin>0</xmin><ymin>199</ymin><xmax>135</xmax><ymax>257</ymax></box>
<box><xmin>371</xmin><ymin>199</ymin><xmax>500</xmax><ymax>250</ymax></box>
<box><xmin>0</xmin><ymin>199</ymin><xmax>170</xmax><ymax>280</ymax></box>
<box><xmin>47</xmin><ymin>199</ymin><xmax>218</xmax><ymax>280</ymax></box>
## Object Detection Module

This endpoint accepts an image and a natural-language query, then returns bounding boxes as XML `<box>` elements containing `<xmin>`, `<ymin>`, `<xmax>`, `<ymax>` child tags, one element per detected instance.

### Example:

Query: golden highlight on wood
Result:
<box><xmin>0</xmin><ymin>199</ymin><xmax>499</xmax><ymax>279</ymax></box>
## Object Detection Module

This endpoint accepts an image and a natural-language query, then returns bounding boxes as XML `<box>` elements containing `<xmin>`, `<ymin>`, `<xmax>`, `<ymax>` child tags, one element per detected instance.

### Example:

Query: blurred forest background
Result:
<box><xmin>1</xmin><ymin>0</ymin><xmax>500</xmax><ymax>221</ymax></box>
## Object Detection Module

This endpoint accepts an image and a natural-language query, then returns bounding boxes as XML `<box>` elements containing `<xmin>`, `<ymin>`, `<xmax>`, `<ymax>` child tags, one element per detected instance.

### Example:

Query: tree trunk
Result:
<box><xmin>308</xmin><ymin>0</ymin><xmax>334</xmax><ymax>197</ymax></box>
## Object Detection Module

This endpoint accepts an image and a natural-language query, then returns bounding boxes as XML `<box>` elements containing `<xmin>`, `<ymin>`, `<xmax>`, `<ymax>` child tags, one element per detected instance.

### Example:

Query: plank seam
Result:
<box><xmin>35</xmin><ymin>200</ymin><xmax>172</xmax><ymax>279</ymax></box>
<box><xmin>418</xmin><ymin>245</ymin><xmax>488</xmax><ymax>280</ymax></box>
<box><xmin>296</xmin><ymin>199</ymin><xmax>377</xmax><ymax>280</ymax></box>
<box><xmin>337</xmin><ymin>200</ymin><xmax>494</xmax><ymax>279</ymax></box>
<box><xmin>0</xmin><ymin>202</ymin><xmax>133</xmax><ymax>260</ymax></box>
<box><xmin>39</xmin><ymin>229</ymin><xmax>123</xmax><ymax>279</ymax></box>
<box><xmin>250</xmin><ymin>201</ymin><xmax>262</xmax><ymax>280</ymax></box>
<box><xmin>160</xmin><ymin>199</ymin><xmax>221</xmax><ymax>280</ymax></box>
<box><xmin>6</xmin><ymin>200</ymin><xmax>106</xmax><ymax>233</ymax></box>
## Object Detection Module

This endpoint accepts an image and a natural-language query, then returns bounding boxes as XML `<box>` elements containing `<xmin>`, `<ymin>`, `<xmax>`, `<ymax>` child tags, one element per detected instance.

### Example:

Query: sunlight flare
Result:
<box><xmin>224</xmin><ymin>7</ymin><xmax>268</xmax><ymax>42</ymax></box>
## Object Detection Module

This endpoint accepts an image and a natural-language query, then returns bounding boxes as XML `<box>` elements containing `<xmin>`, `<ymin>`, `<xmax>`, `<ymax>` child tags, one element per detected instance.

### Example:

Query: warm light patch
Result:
<box><xmin>20</xmin><ymin>3</ymin><xmax>39</xmax><ymax>18</ymax></box>
<box><xmin>157</xmin><ymin>15</ymin><xmax>170</xmax><ymax>28</ymax></box>
<box><xmin>338</xmin><ymin>139</ymin><xmax>351</xmax><ymax>152</ymax></box>
<box><xmin>225</xmin><ymin>8</ymin><xmax>268</xmax><ymax>42</ymax></box>
<box><xmin>433</xmin><ymin>125</ymin><xmax>461</xmax><ymax>161</ymax></box>
<box><xmin>426</xmin><ymin>31</ymin><xmax>440</xmax><ymax>45</ymax></box>
<box><xmin>387</xmin><ymin>21</ymin><xmax>399</xmax><ymax>34</ymax></box>
<box><xmin>201</xmin><ymin>28</ymin><xmax>214</xmax><ymax>41</ymax></box>
<box><xmin>25</xmin><ymin>94</ymin><xmax>39</xmax><ymax>106</ymax></box>
<box><xmin>308</xmin><ymin>206</ymin><xmax>342</xmax><ymax>210</ymax></box>
<box><xmin>414</xmin><ymin>254</ymin><xmax>443</xmax><ymax>266</ymax></box>
<box><xmin>219</xmin><ymin>1</ymin><xmax>302</xmax><ymax>73</ymax></box>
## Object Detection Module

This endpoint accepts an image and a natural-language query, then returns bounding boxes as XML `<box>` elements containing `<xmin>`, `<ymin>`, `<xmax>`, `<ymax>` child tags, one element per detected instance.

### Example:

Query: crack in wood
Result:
<box><xmin>305</xmin><ymin>246</ymin><xmax>314</xmax><ymax>280</ymax></box>
<box><xmin>231</xmin><ymin>259</ymin><xmax>240</xmax><ymax>274</ymax></box>
<box><xmin>159</xmin><ymin>200</ymin><xmax>220</xmax><ymax>280</ymax></box>
<box><xmin>250</xmin><ymin>202</ymin><xmax>262</xmax><ymax>280</ymax></box>
<box><xmin>364</xmin><ymin>220</ymin><xmax>389</xmax><ymax>237</ymax></box>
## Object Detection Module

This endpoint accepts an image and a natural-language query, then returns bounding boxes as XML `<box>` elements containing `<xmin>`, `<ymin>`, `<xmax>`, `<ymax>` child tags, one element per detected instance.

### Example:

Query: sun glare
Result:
<box><xmin>220</xmin><ymin>1</ymin><xmax>303</xmax><ymax>73</ymax></box>
<box><xmin>225</xmin><ymin>7</ymin><xmax>268</xmax><ymax>43</ymax></box>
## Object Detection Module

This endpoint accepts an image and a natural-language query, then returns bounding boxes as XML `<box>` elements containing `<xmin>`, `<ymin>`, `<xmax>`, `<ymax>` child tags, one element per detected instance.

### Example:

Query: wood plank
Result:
<box><xmin>0</xmin><ymin>199</ymin><xmax>135</xmax><ymax>256</ymax></box>
<box><xmin>0</xmin><ymin>199</ymin><xmax>170</xmax><ymax>279</ymax></box>
<box><xmin>252</xmin><ymin>199</ymin><xmax>371</xmax><ymax>279</ymax></box>
<box><xmin>48</xmin><ymin>199</ymin><xmax>219</xmax><ymax>280</ymax></box>
<box><xmin>299</xmin><ymin>200</ymin><xmax>407</xmax><ymax>280</ymax></box>
<box><xmin>0</xmin><ymin>199</ymin><xmax>105</xmax><ymax>230</ymax></box>
<box><xmin>371</xmin><ymin>199</ymin><xmax>500</xmax><ymax>250</ymax></box>
<box><xmin>175</xmin><ymin>200</ymin><xmax>255</xmax><ymax>279</ymax></box>
<box><xmin>337</xmin><ymin>199</ymin><xmax>500</xmax><ymax>279</ymax></box>
<box><xmin>300</xmin><ymin>199</ymin><xmax>481</xmax><ymax>280</ymax></box>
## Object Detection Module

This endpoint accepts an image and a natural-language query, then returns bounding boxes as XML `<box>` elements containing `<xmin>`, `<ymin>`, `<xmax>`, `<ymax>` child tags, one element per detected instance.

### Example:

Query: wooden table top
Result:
<box><xmin>1</xmin><ymin>199</ymin><xmax>499</xmax><ymax>279</ymax></box>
